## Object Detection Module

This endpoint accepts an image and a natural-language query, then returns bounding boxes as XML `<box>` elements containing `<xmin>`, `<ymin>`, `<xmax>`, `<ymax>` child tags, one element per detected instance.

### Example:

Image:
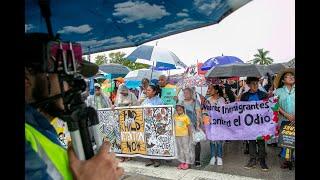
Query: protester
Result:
<box><xmin>206</xmin><ymin>84</ymin><xmax>225</xmax><ymax>166</ymax></box>
<box><xmin>237</xmin><ymin>79</ymin><xmax>249</xmax><ymax>100</ymax></box>
<box><xmin>241</xmin><ymin>77</ymin><xmax>269</xmax><ymax>171</ymax></box>
<box><xmin>274</xmin><ymin>68</ymin><xmax>295</xmax><ymax>170</ymax></box>
<box><xmin>179</xmin><ymin>87</ymin><xmax>202</xmax><ymax>167</ymax></box>
<box><xmin>25</xmin><ymin>33</ymin><xmax>123</xmax><ymax>179</ymax></box>
<box><xmin>113</xmin><ymin>84</ymin><xmax>138</xmax><ymax>162</ymax></box>
<box><xmin>174</xmin><ymin>103</ymin><xmax>194</xmax><ymax>170</ymax></box>
<box><xmin>138</xmin><ymin>78</ymin><xmax>150</xmax><ymax>104</ymax></box>
<box><xmin>141</xmin><ymin>84</ymin><xmax>164</xmax><ymax>167</ymax></box>
<box><xmin>110</xmin><ymin>77</ymin><xmax>125</xmax><ymax>104</ymax></box>
<box><xmin>223</xmin><ymin>79</ymin><xmax>236</xmax><ymax>103</ymax></box>
<box><xmin>86</xmin><ymin>83</ymin><xmax>112</xmax><ymax>110</ymax></box>
<box><xmin>114</xmin><ymin>84</ymin><xmax>138</xmax><ymax>107</ymax></box>
<box><xmin>159</xmin><ymin>75</ymin><xmax>176</xmax><ymax>89</ymax></box>
<box><xmin>158</xmin><ymin>75</ymin><xmax>180</xmax><ymax>101</ymax></box>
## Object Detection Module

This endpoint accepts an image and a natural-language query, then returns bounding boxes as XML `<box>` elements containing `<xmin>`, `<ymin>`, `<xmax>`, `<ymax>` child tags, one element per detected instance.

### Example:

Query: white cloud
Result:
<box><xmin>79</xmin><ymin>36</ymin><xmax>126</xmax><ymax>47</ymax></box>
<box><xmin>164</xmin><ymin>18</ymin><xmax>202</xmax><ymax>30</ymax></box>
<box><xmin>25</xmin><ymin>24</ymin><xmax>35</xmax><ymax>32</ymax></box>
<box><xmin>193</xmin><ymin>0</ymin><xmax>223</xmax><ymax>16</ymax></box>
<box><xmin>58</xmin><ymin>24</ymin><xmax>92</xmax><ymax>34</ymax></box>
<box><xmin>127</xmin><ymin>33</ymin><xmax>152</xmax><ymax>40</ymax></box>
<box><xmin>113</xmin><ymin>1</ymin><xmax>170</xmax><ymax>23</ymax></box>
<box><xmin>177</xmin><ymin>12</ymin><xmax>189</xmax><ymax>17</ymax></box>
<box><xmin>182</xmin><ymin>9</ymin><xmax>189</xmax><ymax>12</ymax></box>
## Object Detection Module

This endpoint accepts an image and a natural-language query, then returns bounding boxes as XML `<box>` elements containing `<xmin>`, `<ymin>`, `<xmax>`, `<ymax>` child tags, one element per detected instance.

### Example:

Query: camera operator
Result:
<box><xmin>25</xmin><ymin>33</ymin><xmax>124</xmax><ymax>179</ymax></box>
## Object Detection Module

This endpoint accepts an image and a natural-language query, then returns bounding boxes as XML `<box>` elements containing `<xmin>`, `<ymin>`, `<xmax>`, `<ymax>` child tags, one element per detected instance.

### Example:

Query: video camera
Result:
<box><xmin>25</xmin><ymin>33</ymin><xmax>102</xmax><ymax>160</ymax></box>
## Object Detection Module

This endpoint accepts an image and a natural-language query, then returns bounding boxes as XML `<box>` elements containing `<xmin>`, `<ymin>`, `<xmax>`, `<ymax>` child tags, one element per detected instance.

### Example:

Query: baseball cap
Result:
<box><xmin>114</xmin><ymin>77</ymin><xmax>125</xmax><ymax>83</ymax></box>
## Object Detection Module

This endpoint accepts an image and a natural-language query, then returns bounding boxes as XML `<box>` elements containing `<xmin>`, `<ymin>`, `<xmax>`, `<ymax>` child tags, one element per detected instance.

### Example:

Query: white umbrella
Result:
<box><xmin>126</xmin><ymin>45</ymin><xmax>187</xmax><ymax>70</ymax></box>
<box><xmin>124</xmin><ymin>69</ymin><xmax>165</xmax><ymax>81</ymax></box>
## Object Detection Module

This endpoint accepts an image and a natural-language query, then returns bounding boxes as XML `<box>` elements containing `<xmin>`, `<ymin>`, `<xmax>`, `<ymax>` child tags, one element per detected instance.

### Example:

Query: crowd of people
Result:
<box><xmin>82</xmin><ymin>68</ymin><xmax>295</xmax><ymax>171</ymax></box>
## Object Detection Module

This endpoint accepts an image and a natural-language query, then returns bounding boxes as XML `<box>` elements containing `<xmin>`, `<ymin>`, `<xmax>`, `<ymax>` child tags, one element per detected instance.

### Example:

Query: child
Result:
<box><xmin>174</xmin><ymin>103</ymin><xmax>194</xmax><ymax>170</ymax></box>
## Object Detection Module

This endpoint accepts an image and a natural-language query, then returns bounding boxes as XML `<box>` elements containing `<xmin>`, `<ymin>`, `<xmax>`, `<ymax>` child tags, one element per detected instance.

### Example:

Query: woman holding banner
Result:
<box><xmin>205</xmin><ymin>84</ymin><xmax>226</xmax><ymax>166</ymax></box>
<box><xmin>141</xmin><ymin>84</ymin><xmax>164</xmax><ymax>167</ymax></box>
<box><xmin>113</xmin><ymin>84</ymin><xmax>139</xmax><ymax>162</ymax></box>
<box><xmin>179</xmin><ymin>87</ymin><xmax>202</xmax><ymax>167</ymax></box>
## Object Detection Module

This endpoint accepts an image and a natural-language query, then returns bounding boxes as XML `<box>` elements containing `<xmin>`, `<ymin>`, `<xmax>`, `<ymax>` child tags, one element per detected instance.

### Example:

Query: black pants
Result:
<box><xmin>195</xmin><ymin>142</ymin><xmax>201</xmax><ymax>163</ymax></box>
<box><xmin>249</xmin><ymin>140</ymin><xmax>266</xmax><ymax>160</ymax></box>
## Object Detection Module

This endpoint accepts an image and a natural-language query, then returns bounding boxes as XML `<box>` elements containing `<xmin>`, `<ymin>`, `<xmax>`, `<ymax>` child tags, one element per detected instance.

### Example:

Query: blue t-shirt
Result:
<box><xmin>248</xmin><ymin>92</ymin><xmax>260</xmax><ymax>101</ymax></box>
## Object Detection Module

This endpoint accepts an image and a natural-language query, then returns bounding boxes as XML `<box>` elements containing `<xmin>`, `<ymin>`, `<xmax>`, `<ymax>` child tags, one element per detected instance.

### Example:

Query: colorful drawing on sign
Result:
<box><xmin>144</xmin><ymin>107</ymin><xmax>175</xmax><ymax>156</ymax></box>
<box><xmin>98</xmin><ymin>110</ymin><xmax>121</xmax><ymax>153</ymax></box>
<box><xmin>278</xmin><ymin>121</ymin><xmax>295</xmax><ymax>149</ymax></box>
<box><xmin>97</xmin><ymin>106</ymin><xmax>176</xmax><ymax>159</ymax></box>
<box><xmin>51</xmin><ymin>117</ymin><xmax>71</xmax><ymax>148</ymax></box>
<box><xmin>119</xmin><ymin>109</ymin><xmax>146</xmax><ymax>154</ymax></box>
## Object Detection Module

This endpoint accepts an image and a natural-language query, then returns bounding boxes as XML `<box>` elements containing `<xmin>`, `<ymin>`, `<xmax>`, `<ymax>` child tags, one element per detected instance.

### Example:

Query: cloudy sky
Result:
<box><xmin>88</xmin><ymin>0</ymin><xmax>294</xmax><ymax>66</ymax></box>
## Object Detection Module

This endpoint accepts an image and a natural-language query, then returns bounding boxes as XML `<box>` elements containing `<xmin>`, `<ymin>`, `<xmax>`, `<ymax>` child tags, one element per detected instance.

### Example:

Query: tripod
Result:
<box><xmin>61</xmin><ymin>78</ymin><xmax>103</xmax><ymax>160</ymax></box>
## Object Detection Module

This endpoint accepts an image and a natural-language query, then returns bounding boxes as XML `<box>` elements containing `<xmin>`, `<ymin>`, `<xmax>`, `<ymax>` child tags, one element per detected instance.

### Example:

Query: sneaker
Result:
<box><xmin>280</xmin><ymin>161</ymin><xmax>289</xmax><ymax>169</ymax></box>
<box><xmin>195</xmin><ymin>161</ymin><xmax>201</xmax><ymax>167</ymax></box>
<box><xmin>217</xmin><ymin>157</ymin><xmax>223</xmax><ymax>166</ymax></box>
<box><xmin>181</xmin><ymin>163</ymin><xmax>189</xmax><ymax>170</ymax></box>
<box><xmin>209</xmin><ymin>157</ymin><xmax>216</xmax><ymax>165</ymax></box>
<box><xmin>154</xmin><ymin>161</ymin><xmax>161</xmax><ymax>167</ymax></box>
<box><xmin>244</xmin><ymin>158</ymin><xmax>256</xmax><ymax>169</ymax></box>
<box><xmin>145</xmin><ymin>161</ymin><xmax>154</xmax><ymax>166</ymax></box>
<box><xmin>177</xmin><ymin>163</ymin><xmax>184</xmax><ymax>169</ymax></box>
<box><xmin>260</xmin><ymin>159</ymin><xmax>269</xmax><ymax>171</ymax></box>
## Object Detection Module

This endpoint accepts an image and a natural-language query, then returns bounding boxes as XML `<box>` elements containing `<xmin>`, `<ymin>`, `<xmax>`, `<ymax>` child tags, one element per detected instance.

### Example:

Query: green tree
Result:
<box><xmin>108</xmin><ymin>52</ymin><xmax>149</xmax><ymax>70</ymax></box>
<box><xmin>94</xmin><ymin>55</ymin><xmax>107</xmax><ymax>66</ymax></box>
<box><xmin>248</xmin><ymin>49</ymin><xmax>274</xmax><ymax>65</ymax></box>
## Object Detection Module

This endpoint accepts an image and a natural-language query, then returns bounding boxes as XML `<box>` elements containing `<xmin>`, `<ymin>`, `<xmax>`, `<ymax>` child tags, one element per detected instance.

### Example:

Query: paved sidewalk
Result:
<box><xmin>120</xmin><ymin>161</ymin><xmax>261</xmax><ymax>180</ymax></box>
<box><xmin>119</xmin><ymin>141</ymin><xmax>294</xmax><ymax>180</ymax></box>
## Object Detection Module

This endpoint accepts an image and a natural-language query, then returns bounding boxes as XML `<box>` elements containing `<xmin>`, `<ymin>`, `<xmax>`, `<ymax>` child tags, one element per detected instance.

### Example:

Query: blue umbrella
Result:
<box><xmin>201</xmin><ymin>56</ymin><xmax>244</xmax><ymax>71</ymax></box>
<box><xmin>26</xmin><ymin>0</ymin><xmax>252</xmax><ymax>55</ymax></box>
<box><xmin>126</xmin><ymin>45</ymin><xmax>187</xmax><ymax>70</ymax></box>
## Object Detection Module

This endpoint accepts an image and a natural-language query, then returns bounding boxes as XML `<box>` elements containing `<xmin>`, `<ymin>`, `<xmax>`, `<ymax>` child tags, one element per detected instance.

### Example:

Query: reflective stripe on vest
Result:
<box><xmin>25</xmin><ymin>123</ymin><xmax>73</xmax><ymax>180</ymax></box>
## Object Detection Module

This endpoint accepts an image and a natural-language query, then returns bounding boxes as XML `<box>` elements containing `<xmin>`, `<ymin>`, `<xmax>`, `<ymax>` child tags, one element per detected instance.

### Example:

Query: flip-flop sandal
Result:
<box><xmin>154</xmin><ymin>162</ymin><xmax>161</xmax><ymax>167</ymax></box>
<box><xmin>177</xmin><ymin>163</ymin><xmax>183</xmax><ymax>169</ymax></box>
<box><xmin>145</xmin><ymin>161</ymin><xmax>154</xmax><ymax>166</ymax></box>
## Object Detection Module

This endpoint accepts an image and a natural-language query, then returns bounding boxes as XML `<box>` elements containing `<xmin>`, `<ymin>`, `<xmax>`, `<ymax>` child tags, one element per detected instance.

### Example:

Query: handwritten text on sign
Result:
<box><xmin>161</xmin><ymin>88</ymin><xmax>176</xmax><ymax>106</ymax></box>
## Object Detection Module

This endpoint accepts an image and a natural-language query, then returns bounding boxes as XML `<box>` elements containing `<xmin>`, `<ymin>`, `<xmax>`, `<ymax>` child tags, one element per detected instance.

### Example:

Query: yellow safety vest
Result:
<box><xmin>25</xmin><ymin>123</ymin><xmax>73</xmax><ymax>180</ymax></box>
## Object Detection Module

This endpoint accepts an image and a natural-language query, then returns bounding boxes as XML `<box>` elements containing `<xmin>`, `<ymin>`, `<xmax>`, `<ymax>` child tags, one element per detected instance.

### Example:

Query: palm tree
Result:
<box><xmin>248</xmin><ymin>49</ymin><xmax>274</xmax><ymax>65</ymax></box>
